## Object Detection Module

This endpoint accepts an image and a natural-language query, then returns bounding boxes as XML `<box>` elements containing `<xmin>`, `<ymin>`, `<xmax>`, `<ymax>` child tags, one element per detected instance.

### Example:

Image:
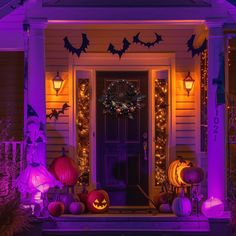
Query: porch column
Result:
<box><xmin>206</xmin><ymin>20</ymin><xmax>226</xmax><ymax>201</ymax></box>
<box><xmin>28</xmin><ymin>18</ymin><xmax>47</xmax><ymax>165</ymax></box>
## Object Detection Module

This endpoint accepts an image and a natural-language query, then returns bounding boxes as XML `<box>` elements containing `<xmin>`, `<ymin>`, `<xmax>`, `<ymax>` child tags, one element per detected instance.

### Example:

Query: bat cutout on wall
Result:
<box><xmin>133</xmin><ymin>32</ymin><xmax>163</xmax><ymax>48</ymax></box>
<box><xmin>64</xmin><ymin>33</ymin><xmax>90</xmax><ymax>58</ymax></box>
<box><xmin>46</xmin><ymin>103</ymin><xmax>70</xmax><ymax>120</ymax></box>
<box><xmin>187</xmin><ymin>34</ymin><xmax>207</xmax><ymax>57</ymax></box>
<box><xmin>107</xmin><ymin>38</ymin><xmax>131</xmax><ymax>59</ymax></box>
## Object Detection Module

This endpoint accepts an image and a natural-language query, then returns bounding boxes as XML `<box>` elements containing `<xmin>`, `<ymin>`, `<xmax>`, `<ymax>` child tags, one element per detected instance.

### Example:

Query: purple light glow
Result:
<box><xmin>201</xmin><ymin>197</ymin><xmax>224</xmax><ymax>218</ymax></box>
<box><xmin>16</xmin><ymin>162</ymin><xmax>62</xmax><ymax>194</ymax></box>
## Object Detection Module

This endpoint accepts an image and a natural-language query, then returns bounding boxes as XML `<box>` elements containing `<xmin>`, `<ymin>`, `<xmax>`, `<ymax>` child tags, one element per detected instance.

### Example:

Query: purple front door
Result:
<box><xmin>96</xmin><ymin>71</ymin><xmax>148</xmax><ymax>206</ymax></box>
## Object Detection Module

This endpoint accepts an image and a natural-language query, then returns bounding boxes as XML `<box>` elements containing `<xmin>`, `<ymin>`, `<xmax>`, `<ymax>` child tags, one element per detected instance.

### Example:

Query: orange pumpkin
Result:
<box><xmin>50</xmin><ymin>148</ymin><xmax>79</xmax><ymax>186</ymax></box>
<box><xmin>168</xmin><ymin>159</ymin><xmax>190</xmax><ymax>187</ymax></box>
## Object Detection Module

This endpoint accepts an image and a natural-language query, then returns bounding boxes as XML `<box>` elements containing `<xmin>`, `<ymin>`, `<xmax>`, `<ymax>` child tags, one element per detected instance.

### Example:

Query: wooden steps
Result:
<box><xmin>42</xmin><ymin>214</ymin><xmax>210</xmax><ymax>236</ymax></box>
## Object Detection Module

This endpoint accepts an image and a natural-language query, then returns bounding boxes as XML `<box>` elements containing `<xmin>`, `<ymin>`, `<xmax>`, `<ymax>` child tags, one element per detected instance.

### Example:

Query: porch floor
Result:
<box><xmin>42</xmin><ymin>211</ymin><xmax>210</xmax><ymax>236</ymax></box>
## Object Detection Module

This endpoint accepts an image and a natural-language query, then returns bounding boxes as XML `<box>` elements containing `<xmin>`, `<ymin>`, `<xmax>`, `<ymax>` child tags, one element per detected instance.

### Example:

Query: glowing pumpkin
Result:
<box><xmin>48</xmin><ymin>201</ymin><xmax>65</xmax><ymax>217</ymax></box>
<box><xmin>180</xmin><ymin>166</ymin><xmax>204</xmax><ymax>185</ymax></box>
<box><xmin>168</xmin><ymin>158</ymin><xmax>190</xmax><ymax>187</ymax></box>
<box><xmin>87</xmin><ymin>190</ymin><xmax>110</xmax><ymax>213</ymax></box>
<box><xmin>172</xmin><ymin>188</ymin><xmax>191</xmax><ymax>217</ymax></box>
<box><xmin>201</xmin><ymin>197</ymin><xmax>224</xmax><ymax>218</ymax></box>
<box><xmin>50</xmin><ymin>148</ymin><xmax>79</xmax><ymax>186</ymax></box>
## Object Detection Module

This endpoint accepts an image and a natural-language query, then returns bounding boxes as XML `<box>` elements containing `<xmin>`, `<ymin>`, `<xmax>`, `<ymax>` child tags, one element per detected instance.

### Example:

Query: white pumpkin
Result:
<box><xmin>172</xmin><ymin>189</ymin><xmax>191</xmax><ymax>217</ymax></box>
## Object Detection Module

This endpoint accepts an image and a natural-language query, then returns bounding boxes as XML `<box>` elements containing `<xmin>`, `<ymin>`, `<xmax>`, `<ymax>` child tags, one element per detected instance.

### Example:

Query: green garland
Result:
<box><xmin>101</xmin><ymin>80</ymin><xmax>145</xmax><ymax>119</ymax></box>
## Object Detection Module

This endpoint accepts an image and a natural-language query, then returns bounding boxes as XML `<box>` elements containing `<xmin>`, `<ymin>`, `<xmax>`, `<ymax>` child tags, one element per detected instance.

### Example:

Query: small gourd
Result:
<box><xmin>159</xmin><ymin>203</ymin><xmax>172</xmax><ymax>213</ymax></box>
<box><xmin>69</xmin><ymin>202</ymin><xmax>85</xmax><ymax>214</ymax></box>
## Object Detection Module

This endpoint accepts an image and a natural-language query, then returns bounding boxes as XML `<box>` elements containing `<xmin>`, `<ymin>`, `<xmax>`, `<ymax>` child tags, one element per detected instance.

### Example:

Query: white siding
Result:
<box><xmin>45</xmin><ymin>26</ymin><xmax>198</xmax><ymax>166</ymax></box>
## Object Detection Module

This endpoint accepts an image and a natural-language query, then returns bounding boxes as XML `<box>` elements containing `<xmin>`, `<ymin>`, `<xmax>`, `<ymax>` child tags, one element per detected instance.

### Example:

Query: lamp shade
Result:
<box><xmin>53</xmin><ymin>72</ymin><xmax>63</xmax><ymax>95</ymax></box>
<box><xmin>16</xmin><ymin>163</ymin><xmax>62</xmax><ymax>194</ymax></box>
<box><xmin>184</xmin><ymin>72</ymin><xmax>195</xmax><ymax>96</ymax></box>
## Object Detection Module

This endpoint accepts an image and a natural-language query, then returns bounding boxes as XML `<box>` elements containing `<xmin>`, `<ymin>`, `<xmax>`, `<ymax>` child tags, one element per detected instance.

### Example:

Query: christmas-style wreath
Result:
<box><xmin>101</xmin><ymin>80</ymin><xmax>145</xmax><ymax>119</ymax></box>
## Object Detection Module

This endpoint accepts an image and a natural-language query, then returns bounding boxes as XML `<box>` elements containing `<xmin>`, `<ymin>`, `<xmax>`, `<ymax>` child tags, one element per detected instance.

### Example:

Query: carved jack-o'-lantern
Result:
<box><xmin>86</xmin><ymin>190</ymin><xmax>110</xmax><ymax>213</ymax></box>
<box><xmin>168</xmin><ymin>158</ymin><xmax>190</xmax><ymax>187</ymax></box>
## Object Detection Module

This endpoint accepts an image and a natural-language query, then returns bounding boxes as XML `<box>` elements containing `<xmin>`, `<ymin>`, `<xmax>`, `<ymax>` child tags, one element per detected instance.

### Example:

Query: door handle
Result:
<box><xmin>143</xmin><ymin>140</ymin><xmax>148</xmax><ymax>161</ymax></box>
<box><xmin>142</xmin><ymin>132</ymin><xmax>148</xmax><ymax>161</ymax></box>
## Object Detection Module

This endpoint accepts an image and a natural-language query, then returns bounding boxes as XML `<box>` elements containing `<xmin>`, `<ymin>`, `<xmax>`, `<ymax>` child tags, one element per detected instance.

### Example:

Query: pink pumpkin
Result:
<box><xmin>50</xmin><ymin>149</ymin><xmax>79</xmax><ymax>186</ymax></box>
<box><xmin>48</xmin><ymin>201</ymin><xmax>65</xmax><ymax>217</ymax></box>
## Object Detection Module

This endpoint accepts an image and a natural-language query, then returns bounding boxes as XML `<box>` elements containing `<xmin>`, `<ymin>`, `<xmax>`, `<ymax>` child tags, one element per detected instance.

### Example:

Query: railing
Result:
<box><xmin>0</xmin><ymin>141</ymin><xmax>25</xmax><ymax>198</ymax></box>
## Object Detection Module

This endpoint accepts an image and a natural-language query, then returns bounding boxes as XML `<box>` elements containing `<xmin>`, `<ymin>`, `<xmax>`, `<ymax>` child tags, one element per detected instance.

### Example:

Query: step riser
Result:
<box><xmin>44</xmin><ymin>221</ymin><xmax>209</xmax><ymax>231</ymax></box>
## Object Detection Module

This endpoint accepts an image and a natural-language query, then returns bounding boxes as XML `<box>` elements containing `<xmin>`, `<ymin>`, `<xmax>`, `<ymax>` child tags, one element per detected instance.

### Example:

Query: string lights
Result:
<box><xmin>154</xmin><ymin>78</ymin><xmax>168</xmax><ymax>186</ymax></box>
<box><xmin>77</xmin><ymin>80</ymin><xmax>90</xmax><ymax>185</ymax></box>
<box><xmin>200</xmin><ymin>49</ymin><xmax>208</xmax><ymax>152</ymax></box>
<box><xmin>100</xmin><ymin>80</ymin><xmax>145</xmax><ymax>119</ymax></box>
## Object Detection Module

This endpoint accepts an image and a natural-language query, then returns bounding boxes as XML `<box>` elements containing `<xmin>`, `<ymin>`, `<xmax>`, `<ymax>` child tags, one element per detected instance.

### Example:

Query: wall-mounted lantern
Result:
<box><xmin>184</xmin><ymin>72</ymin><xmax>195</xmax><ymax>96</ymax></box>
<box><xmin>52</xmin><ymin>72</ymin><xmax>63</xmax><ymax>96</ymax></box>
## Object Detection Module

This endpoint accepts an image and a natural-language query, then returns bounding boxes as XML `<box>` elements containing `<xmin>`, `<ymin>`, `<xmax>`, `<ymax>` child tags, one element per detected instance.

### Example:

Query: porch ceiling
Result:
<box><xmin>43</xmin><ymin>0</ymin><xmax>211</xmax><ymax>7</ymax></box>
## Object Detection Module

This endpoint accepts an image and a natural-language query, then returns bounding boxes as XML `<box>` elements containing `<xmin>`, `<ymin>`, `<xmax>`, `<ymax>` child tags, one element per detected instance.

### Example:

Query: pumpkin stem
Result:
<box><xmin>177</xmin><ymin>156</ymin><xmax>186</xmax><ymax>163</ymax></box>
<box><xmin>188</xmin><ymin>162</ymin><xmax>194</xmax><ymax>167</ymax></box>
<box><xmin>180</xmin><ymin>187</ymin><xmax>185</xmax><ymax>197</ymax></box>
<box><xmin>66</xmin><ymin>186</ymin><xmax>69</xmax><ymax>194</ymax></box>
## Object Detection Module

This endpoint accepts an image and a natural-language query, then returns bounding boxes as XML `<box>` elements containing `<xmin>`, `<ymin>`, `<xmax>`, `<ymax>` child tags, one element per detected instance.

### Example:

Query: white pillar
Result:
<box><xmin>27</xmin><ymin>18</ymin><xmax>47</xmax><ymax>165</ymax></box>
<box><xmin>207</xmin><ymin>20</ymin><xmax>226</xmax><ymax>201</ymax></box>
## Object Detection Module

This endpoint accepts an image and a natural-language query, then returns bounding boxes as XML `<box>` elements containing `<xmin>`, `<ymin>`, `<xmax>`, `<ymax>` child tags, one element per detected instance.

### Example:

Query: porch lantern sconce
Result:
<box><xmin>53</xmin><ymin>72</ymin><xmax>63</xmax><ymax>96</ymax></box>
<box><xmin>184</xmin><ymin>72</ymin><xmax>195</xmax><ymax>96</ymax></box>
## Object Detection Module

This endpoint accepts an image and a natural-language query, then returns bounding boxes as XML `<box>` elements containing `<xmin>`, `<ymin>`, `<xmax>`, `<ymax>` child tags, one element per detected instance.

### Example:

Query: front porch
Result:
<box><xmin>2</xmin><ymin>1</ymin><xmax>236</xmax><ymax>236</ymax></box>
<box><xmin>41</xmin><ymin>212</ymin><xmax>231</xmax><ymax>236</ymax></box>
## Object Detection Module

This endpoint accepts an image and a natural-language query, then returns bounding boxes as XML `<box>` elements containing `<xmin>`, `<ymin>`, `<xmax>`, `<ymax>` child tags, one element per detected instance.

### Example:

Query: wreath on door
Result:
<box><xmin>101</xmin><ymin>80</ymin><xmax>145</xmax><ymax>119</ymax></box>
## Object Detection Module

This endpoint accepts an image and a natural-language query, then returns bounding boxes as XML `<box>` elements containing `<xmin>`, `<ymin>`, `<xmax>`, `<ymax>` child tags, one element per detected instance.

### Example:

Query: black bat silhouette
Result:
<box><xmin>46</xmin><ymin>103</ymin><xmax>70</xmax><ymax>120</ymax></box>
<box><xmin>64</xmin><ymin>33</ymin><xmax>90</xmax><ymax>58</ymax></box>
<box><xmin>107</xmin><ymin>38</ymin><xmax>131</xmax><ymax>59</ymax></box>
<box><xmin>133</xmin><ymin>32</ymin><xmax>163</xmax><ymax>48</ymax></box>
<box><xmin>187</xmin><ymin>34</ymin><xmax>207</xmax><ymax>57</ymax></box>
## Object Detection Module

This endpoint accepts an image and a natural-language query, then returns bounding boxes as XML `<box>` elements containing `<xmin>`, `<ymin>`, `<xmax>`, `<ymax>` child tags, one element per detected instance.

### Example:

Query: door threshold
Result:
<box><xmin>110</xmin><ymin>206</ymin><xmax>152</xmax><ymax>209</ymax></box>
<box><xmin>108</xmin><ymin>206</ymin><xmax>157</xmax><ymax>214</ymax></box>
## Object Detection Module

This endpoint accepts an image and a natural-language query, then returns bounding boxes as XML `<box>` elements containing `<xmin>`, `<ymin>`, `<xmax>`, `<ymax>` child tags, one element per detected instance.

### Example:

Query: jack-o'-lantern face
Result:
<box><xmin>92</xmin><ymin>198</ymin><xmax>107</xmax><ymax>210</ymax></box>
<box><xmin>87</xmin><ymin>190</ymin><xmax>110</xmax><ymax>213</ymax></box>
